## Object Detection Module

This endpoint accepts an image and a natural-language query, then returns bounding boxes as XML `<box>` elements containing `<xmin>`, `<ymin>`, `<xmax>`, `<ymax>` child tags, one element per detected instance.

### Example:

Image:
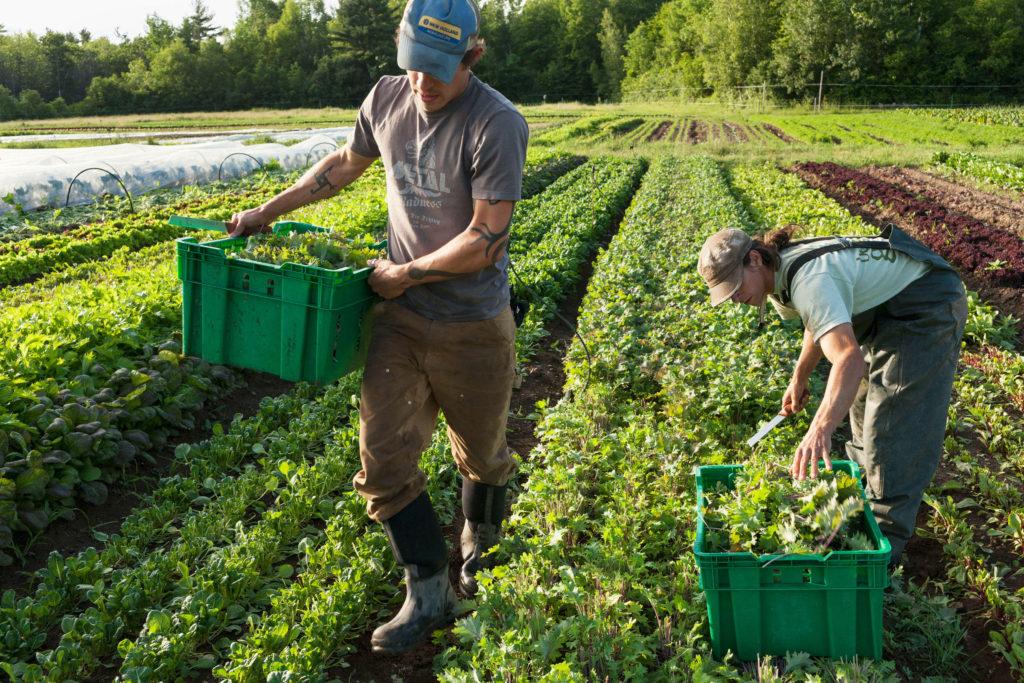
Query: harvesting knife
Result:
<box><xmin>746</xmin><ymin>413</ymin><xmax>786</xmax><ymax>448</ymax></box>
<box><xmin>169</xmin><ymin>215</ymin><xmax>230</xmax><ymax>232</ymax></box>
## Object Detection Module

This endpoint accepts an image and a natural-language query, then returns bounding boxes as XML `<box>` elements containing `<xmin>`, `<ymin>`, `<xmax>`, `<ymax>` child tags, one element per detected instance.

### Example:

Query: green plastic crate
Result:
<box><xmin>176</xmin><ymin>221</ymin><xmax>382</xmax><ymax>383</ymax></box>
<box><xmin>694</xmin><ymin>460</ymin><xmax>891</xmax><ymax>662</ymax></box>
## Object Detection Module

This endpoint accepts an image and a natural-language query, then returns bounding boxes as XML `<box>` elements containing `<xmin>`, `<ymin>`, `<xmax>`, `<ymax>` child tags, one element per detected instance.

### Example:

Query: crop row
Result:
<box><xmin>531</xmin><ymin>115</ymin><xmax>618</xmax><ymax>147</ymax></box>
<box><xmin>437</xmin><ymin>156</ymin><xmax>894</xmax><ymax>680</ymax></box>
<box><xmin>1</xmin><ymin>154</ymin><xmax>645</xmax><ymax>680</ymax></box>
<box><xmin>911</xmin><ymin>106</ymin><xmax>1024</xmax><ymax>129</ymax></box>
<box><xmin>931</xmin><ymin>151</ymin><xmax>1024</xmax><ymax>194</ymax></box>
<box><xmin>792</xmin><ymin>161</ymin><xmax>1024</xmax><ymax>289</ymax></box>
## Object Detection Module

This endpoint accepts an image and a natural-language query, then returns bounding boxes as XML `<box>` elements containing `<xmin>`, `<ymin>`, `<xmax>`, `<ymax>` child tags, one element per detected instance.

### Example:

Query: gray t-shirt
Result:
<box><xmin>349</xmin><ymin>74</ymin><xmax>529</xmax><ymax>322</ymax></box>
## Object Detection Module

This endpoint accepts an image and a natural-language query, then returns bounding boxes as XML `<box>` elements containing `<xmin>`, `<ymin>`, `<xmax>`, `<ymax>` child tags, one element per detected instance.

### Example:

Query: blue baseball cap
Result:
<box><xmin>397</xmin><ymin>0</ymin><xmax>480</xmax><ymax>84</ymax></box>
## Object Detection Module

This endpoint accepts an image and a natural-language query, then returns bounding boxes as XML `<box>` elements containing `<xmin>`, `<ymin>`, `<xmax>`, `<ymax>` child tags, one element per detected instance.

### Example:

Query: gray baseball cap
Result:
<box><xmin>698</xmin><ymin>228</ymin><xmax>752</xmax><ymax>306</ymax></box>
<box><xmin>397</xmin><ymin>0</ymin><xmax>480</xmax><ymax>84</ymax></box>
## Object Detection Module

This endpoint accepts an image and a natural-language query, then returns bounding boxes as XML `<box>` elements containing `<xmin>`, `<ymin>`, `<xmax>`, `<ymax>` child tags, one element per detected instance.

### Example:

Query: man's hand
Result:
<box><xmin>227</xmin><ymin>206</ymin><xmax>275</xmax><ymax>238</ymax></box>
<box><xmin>781</xmin><ymin>376</ymin><xmax>811</xmax><ymax>416</ymax></box>
<box><xmin>791</xmin><ymin>425</ymin><xmax>834</xmax><ymax>481</ymax></box>
<box><xmin>368</xmin><ymin>259</ymin><xmax>411</xmax><ymax>300</ymax></box>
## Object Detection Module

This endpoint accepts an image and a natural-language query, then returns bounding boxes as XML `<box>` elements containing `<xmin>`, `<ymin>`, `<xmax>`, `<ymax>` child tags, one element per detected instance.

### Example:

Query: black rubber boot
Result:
<box><xmin>459</xmin><ymin>479</ymin><xmax>508</xmax><ymax>596</ymax></box>
<box><xmin>372</xmin><ymin>492</ymin><xmax>457</xmax><ymax>654</ymax></box>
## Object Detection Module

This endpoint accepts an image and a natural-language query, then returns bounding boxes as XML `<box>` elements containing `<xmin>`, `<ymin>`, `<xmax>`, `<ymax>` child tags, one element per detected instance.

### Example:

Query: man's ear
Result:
<box><xmin>748</xmin><ymin>250</ymin><xmax>763</xmax><ymax>267</ymax></box>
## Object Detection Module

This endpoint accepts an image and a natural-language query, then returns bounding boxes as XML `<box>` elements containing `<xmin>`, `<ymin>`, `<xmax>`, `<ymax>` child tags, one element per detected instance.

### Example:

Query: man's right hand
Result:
<box><xmin>227</xmin><ymin>206</ymin><xmax>276</xmax><ymax>238</ymax></box>
<box><xmin>781</xmin><ymin>376</ymin><xmax>811</xmax><ymax>416</ymax></box>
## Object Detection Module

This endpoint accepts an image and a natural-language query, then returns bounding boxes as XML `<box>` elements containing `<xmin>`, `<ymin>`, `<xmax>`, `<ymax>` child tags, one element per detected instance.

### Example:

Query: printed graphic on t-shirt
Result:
<box><xmin>393</xmin><ymin>138</ymin><xmax>451</xmax><ymax>210</ymax></box>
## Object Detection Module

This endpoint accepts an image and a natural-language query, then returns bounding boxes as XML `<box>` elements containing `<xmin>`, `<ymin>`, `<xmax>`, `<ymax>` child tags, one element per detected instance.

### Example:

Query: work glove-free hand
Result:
<box><xmin>227</xmin><ymin>207</ymin><xmax>275</xmax><ymax>237</ymax></box>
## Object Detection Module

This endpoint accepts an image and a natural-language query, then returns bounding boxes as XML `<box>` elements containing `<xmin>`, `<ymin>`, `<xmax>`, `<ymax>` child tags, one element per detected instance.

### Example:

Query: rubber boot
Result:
<box><xmin>372</xmin><ymin>492</ymin><xmax>457</xmax><ymax>654</ymax></box>
<box><xmin>459</xmin><ymin>479</ymin><xmax>508</xmax><ymax>596</ymax></box>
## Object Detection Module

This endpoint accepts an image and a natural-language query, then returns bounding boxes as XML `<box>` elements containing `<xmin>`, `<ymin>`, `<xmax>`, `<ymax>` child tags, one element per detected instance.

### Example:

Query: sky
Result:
<box><xmin>1</xmin><ymin>1</ymin><xmax>245</xmax><ymax>40</ymax></box>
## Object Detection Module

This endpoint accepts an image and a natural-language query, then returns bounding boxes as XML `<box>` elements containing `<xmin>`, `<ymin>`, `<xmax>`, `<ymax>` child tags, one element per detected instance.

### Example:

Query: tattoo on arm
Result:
<box><xmin>488</xmin><ymin>199</ymin><xmax>501</xmax><ymax>205</ymax></box>
<box><xmin>469</xmin><ymin>221</ymin><xmax>511</xmax><ymax>264</ymax></box>
<box><xmin>409</xmin><ymin>267</ymin><xmax>464</xmax><ymax>281</ymax></box>
<box><xmin>310</xmin><ymin>163</ymin><xmax>339</xmax><ymax>195</ymax></box>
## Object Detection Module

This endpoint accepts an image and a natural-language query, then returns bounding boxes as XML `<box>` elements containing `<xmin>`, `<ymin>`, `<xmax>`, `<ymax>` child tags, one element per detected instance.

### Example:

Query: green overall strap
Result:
<box><xmin>779</xmin><ymin>237</ymin><xmax>891</xmax><ymax>305</ymax></box>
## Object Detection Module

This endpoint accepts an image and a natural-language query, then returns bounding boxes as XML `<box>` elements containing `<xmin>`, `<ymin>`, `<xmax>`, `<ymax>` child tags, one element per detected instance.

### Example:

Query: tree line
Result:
<box><xmin>2</xmin><ymin>0</ymin><xmax>1022</xmax><ymax>121</ymax></box>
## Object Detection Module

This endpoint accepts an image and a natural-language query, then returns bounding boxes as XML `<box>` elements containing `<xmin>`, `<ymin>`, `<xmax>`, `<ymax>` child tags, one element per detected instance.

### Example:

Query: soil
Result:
<box><xmin>722</xmin><ymin>122</ymin><xmax>750</xmax><ymax>143</ymax></box>
<box><xmin>865</xmin><ymin>166</ymin><xmax>1024</xmax><ymax>241</ymax></box>
<box><xmin>337</xmin><ymin>185</ymin><xmax>621</xmax><ymax>683</ymax></box>
<box><xmin>791</xmin><ymin>162</ymin><xmax>1024</xmax><ymax>338</ymax></box>
<box><xmin>647</xmin><ymin>120</ymin><xmax>673</xmax><ymax>143</ymax></box>
<box><xmin>0</xmin><ymin>369</ymin><xmax>294</xmax><ymax>596</ymax></box>
<box><xmin>684</xmin><ymin>119</ymin><xmax>709</xmax><ymax>144</ymax></box>
<box><xmin>669</xmin><ymin>121</ymin><xmax>685</xmax><ymax>143</ymax></box>
<box><xmin>761</xmin><ymin>124</ymin><xmax>795</xmax><ymax>143</ymax></box>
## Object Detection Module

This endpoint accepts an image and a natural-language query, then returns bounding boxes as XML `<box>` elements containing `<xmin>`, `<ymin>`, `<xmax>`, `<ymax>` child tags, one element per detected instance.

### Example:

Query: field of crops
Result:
<box><xmin>2</xmin><ymin>106</ymin><xmax>1024</xmax><ymax>681</ymax></box>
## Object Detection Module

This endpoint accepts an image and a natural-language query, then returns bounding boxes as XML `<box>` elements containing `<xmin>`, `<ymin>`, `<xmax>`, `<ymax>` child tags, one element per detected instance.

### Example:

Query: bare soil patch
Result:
<box><xmin>647</xmin><ymin>120</ymin><xmax>673</xmax><ymax>142</ymax></box>
<box><xmin>685</xmin><ymin>119</ymin><xmax>709</xmax><ymax>144</ymax></box>
<box><xmin>761</xmin><ymin>123</ymin><xmax>795</xmax><ymax>143</ymax></box>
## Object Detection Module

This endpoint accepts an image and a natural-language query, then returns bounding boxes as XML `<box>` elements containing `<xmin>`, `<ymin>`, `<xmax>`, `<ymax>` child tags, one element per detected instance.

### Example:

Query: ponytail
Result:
<box><xmin>744</xmin><ymin>224</ymin><xmax>798</xmax><ymax>271</ymax></box>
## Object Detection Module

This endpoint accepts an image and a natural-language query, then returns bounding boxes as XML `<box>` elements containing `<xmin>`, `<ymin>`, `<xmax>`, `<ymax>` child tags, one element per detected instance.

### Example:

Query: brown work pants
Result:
<box><xmin>353</xmin><ymin>301</ymin><xmax>518</xmax><ymax>521</ymax></box>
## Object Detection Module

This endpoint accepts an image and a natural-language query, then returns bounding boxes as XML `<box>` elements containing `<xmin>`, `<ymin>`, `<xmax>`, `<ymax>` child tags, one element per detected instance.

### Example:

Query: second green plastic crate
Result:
<box><xmin>694</xmin><ymin>460</ymin><xmax>891</xmax><ymax>662</ymax></box>
<box><xmin>176</xmin><ymin>221</ymin><xmax>381</xmax><ymax>384</ymax></box>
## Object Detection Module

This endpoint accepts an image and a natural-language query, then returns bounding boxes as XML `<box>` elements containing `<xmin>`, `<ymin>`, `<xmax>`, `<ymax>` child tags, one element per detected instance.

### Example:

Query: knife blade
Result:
<box><xmin>746</xmin><ymin>413</ymin><xmax>787</xmax><ymax>448</ymax></box>
<box><xmin>169</xmin><ymin>215</ymin><xmax>230</xmax><ymax>232</ymax></box>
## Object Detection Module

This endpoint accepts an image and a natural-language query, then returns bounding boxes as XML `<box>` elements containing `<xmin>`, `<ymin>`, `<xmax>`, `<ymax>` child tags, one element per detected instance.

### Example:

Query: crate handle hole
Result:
<box><xmin>242</xmin><ymin>273</ymin><xmax>250</xmax><ymax>291</ymax></box>
<box><xmin>267</xmin><ymin>279</ymin><xmax>275</xmax><ymax>296</ymax></box>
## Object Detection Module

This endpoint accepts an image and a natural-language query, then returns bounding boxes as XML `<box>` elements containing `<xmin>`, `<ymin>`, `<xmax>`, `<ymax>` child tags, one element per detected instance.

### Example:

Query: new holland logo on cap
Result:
<box><xmin>418</xmin><ymin>15</ymin><xmax>462</xmax><ymax>45</ymax></box>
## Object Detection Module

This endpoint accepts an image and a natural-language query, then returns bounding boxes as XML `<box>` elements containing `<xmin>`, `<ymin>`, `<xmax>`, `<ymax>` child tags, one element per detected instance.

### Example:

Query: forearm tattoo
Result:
<box><xmin>310</xmin><ymin>163</ymin><xmax>339</xmax><ymax>195</ymax></box>
<box><xmin>469</xmin><ymin>221</ymin><xmax>511</xmax><ymax>264</ymax></box>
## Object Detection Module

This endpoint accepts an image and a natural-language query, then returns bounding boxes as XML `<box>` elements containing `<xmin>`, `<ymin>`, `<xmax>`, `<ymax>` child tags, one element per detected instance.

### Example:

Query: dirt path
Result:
<box><xmin>647</xmin><ymin>120</ymin><xmax>672</xmax><ymax>142</ymax></box>
<box><xmin>761</xmin><ymin>123</ymin><xmax>795</xmax><ymax>143</ymax></box>
<box><xmin>0</xmin><ymin>370</ymin><xmax>295</xmax><ymax>595</ymax></box>
<box><xmin>792</xmin><ymin>162</ymin><xmax>1024</xmax><ymax>338</ymax></box>
<box><xmin>865</xmin><ymin>166</ymin><xmax>1024</xmax><ymax>240</ymax></box>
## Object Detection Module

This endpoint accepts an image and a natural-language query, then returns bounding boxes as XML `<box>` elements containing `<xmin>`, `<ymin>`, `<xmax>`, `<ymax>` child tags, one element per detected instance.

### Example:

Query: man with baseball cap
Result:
<box><xmin>228</xmin><ymin>0</ymin><xmax>528</xmax><ymax>653</ymax></box>
<box><xmin>698</xmin><ymin>225</ymin><xmax>966</xmax><ymax>570</ymax></box>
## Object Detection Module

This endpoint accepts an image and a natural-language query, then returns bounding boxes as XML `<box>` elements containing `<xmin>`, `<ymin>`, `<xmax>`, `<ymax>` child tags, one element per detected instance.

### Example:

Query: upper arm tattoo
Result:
<box><xmin>310</xmin><ymin>163</ymin><xmax>339</xmax><ymax>195</ymax></box>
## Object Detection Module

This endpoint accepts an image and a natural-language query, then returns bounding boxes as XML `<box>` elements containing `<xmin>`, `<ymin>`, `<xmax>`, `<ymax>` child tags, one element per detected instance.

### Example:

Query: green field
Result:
<box><xmin>1</xmin><ymin>106</ymin><xmax>1023</xmax><ymax>681</ymax></box>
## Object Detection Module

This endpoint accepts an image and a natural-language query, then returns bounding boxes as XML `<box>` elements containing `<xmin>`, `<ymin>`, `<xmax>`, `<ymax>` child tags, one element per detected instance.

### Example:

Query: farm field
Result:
<box><xmin>1</xmin><ymin>105</ymin><xmax>1024</xmax><ymax>681</ymax></box>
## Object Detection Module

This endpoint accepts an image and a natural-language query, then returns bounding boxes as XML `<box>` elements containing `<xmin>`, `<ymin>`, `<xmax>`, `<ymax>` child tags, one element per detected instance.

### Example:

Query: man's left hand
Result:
<box><xmin>791</xmin><ymin>426</ymin><xmax>834</xmax><ymax>481</ymax></box>
<box><xmin>368</xmin><ymin>259</ymin><xmax>410</xmax><ymax>300</ymax></box>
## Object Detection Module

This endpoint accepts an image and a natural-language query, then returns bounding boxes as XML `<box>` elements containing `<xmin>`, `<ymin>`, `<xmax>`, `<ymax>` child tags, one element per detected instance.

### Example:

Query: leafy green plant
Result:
<box><xmin>702</xmin><ymin>463</ymin><xmax>874</xmax><ymax>555</ymax></box>
<box><xmin>230</xmin><ymin>231</ymin><xmax>381</xmax><ymax>269</ymax></box>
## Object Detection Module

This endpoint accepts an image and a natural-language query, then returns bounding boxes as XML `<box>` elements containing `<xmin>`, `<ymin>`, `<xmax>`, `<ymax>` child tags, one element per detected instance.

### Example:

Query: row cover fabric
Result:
<box><xmin>0</xmin><ymin>127</ymin><xmax>352</xmax><ymax>214</ymax></box>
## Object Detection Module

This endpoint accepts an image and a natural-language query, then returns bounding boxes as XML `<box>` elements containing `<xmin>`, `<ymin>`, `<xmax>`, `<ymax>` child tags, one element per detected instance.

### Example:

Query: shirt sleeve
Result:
<box><xmin>348</xmin><ymin>81</ymin><xmax>382</xmax><ymax>159</ymax></box>
<box><xmin>470</xmin><ymin>110</ymin><xmax>529</xmax><ymax>202</ymax></box>
<box><xmin>790</xmin><ymin>273</ymin><xmax>855</xmax><ymax>342</ymax></box>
